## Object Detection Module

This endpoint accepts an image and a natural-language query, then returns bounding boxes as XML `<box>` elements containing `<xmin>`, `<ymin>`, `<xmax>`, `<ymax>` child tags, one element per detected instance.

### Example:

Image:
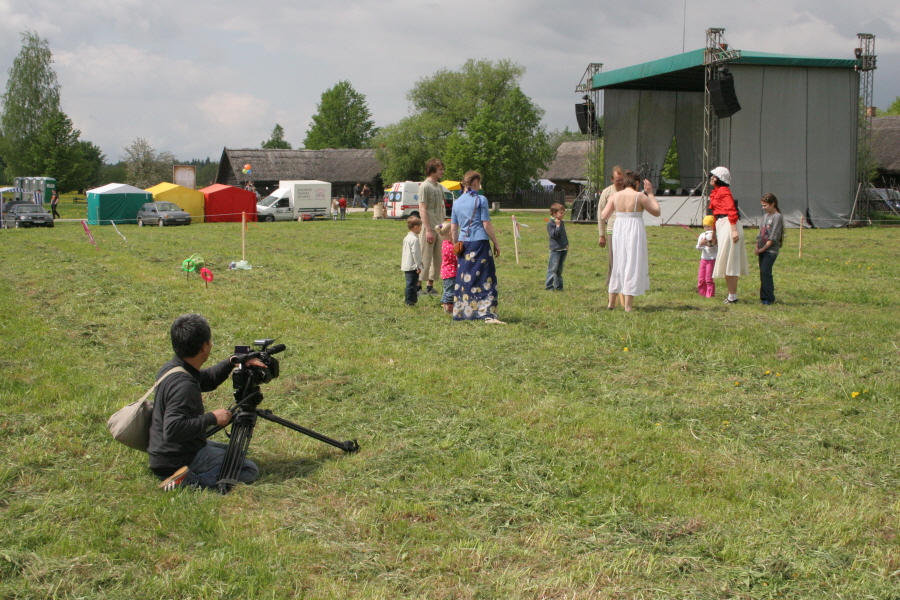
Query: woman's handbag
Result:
<box><xmin>454</xmin><ymin>194</ymin><xmax>482</xmax><ymax>256</ymax></box>
<box><xmin>106</xmin><ymin>367</ymin><xmax>186</xmax><ymax>452</ymax></box>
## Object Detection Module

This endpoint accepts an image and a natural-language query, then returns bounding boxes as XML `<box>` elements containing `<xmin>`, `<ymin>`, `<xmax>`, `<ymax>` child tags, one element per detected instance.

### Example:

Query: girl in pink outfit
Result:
<box><xmin>438</xmin><ymin>221</ymin><xmax>456</xmax><ymax>313</ymax></box>
<box><xmin>696</xmin><ymin>215</ymin><xmax>718</xmax><ymax>297</ymax></box>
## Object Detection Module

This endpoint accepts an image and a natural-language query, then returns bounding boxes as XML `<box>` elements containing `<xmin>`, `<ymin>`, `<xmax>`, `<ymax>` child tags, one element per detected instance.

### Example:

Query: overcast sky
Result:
<box><xmin>1</xmin><ymin>0</ymin><xmax>897</xmax><ymax>163</ymax></box>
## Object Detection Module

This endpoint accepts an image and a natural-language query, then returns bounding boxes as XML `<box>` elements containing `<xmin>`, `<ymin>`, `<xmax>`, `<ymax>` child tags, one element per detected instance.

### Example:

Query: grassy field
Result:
<box><xmin>0</xmin><ymin>207</ymin><xmax>898</xmax><ymax>599</ymax></box>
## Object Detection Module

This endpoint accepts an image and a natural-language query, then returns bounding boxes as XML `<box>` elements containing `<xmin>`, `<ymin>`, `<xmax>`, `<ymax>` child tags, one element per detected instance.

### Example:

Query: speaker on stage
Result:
<box><xmin>708</xmin><ymin>70</ymin><xmax>741</xmax><ymax>119</ymax></box>
<box><xmin>575</xmin><ymin>98</ymin><xmax>600</xmax><ymax>135</ymax></box>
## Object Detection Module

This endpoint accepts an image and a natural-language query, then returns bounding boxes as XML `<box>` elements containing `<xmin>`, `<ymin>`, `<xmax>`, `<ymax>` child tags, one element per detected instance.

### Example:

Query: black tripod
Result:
<box><xmin>206</xmin><ymin>342</ymin><xmax>359</xmax><ymax>494</ymax></box>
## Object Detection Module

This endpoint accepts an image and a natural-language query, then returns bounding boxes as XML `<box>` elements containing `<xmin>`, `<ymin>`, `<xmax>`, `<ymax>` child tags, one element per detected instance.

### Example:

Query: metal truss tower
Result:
<box><xmin>851</xmin><ymin>34</ymin><xmax>877</xmax><ymax>223</ymax></box>
<box><xmin>572</xmin><ymin>63</ymin><xmax>603</xmax><ymax>221</ymax></box>
<box><xmin>701</xmin><ymin>28</ymin><xmax>740</xmax><ymax>199</ymax></box>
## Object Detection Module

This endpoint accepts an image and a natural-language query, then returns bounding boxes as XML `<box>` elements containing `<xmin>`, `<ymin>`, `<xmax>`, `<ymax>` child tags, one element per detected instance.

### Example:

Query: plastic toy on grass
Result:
<box><xmin>181</xmin><ymin>253</ymin><xmax>204</xmax><ymax>279</ymax></box>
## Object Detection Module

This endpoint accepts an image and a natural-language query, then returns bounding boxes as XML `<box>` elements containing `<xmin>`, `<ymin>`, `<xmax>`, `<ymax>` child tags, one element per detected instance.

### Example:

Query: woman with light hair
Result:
<box><xmin>600</xmin><ymin>170</ymin><xmax>661</xmax><ymax>312</ymax></box>
<box><xmin>449</xmin><ymin>171</ymin><xmax>504</xmax><ymax>324</ymax></box>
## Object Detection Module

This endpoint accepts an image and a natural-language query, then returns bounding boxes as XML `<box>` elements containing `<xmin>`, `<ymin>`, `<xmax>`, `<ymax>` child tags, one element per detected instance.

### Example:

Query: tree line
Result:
<box><xmin>0</xmin><ymin>31</ymin><xmax>219</xmax><ymax>194</ymax></box>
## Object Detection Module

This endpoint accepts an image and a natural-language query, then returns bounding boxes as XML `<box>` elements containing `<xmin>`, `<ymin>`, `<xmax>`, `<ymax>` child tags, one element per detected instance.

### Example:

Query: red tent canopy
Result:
<box><xmin>199</xmin><ymin>184</ymin><xmax>258</xmax><ymax>223</ymax></box>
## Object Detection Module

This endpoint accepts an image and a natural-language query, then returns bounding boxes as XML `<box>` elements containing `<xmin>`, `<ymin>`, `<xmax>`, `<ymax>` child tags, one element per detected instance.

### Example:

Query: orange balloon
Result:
<box><xmin>243</xmin><ymin>164</ymin><xmax>252</xmax><ymax>170</ymax></box>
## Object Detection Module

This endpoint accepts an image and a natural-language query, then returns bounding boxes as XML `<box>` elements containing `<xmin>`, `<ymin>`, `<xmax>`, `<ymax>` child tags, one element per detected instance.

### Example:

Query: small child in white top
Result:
<box><xmin>696</xmin><ymin>215</ymin><xmax>718</xmax><ymax>297</ymax></box>
<box><xmin>401</xmin><ymin>215</ymin><xmax>424</xmax><ymax>306</ymax></box>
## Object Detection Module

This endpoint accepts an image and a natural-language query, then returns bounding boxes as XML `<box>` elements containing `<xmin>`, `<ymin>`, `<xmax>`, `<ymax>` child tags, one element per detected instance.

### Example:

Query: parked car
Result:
<box><xmin>2</xmin><ymin>203</ymin><xmax>53</xmax><ymax>228</ymax></box>
<box><xmin>137</xmin><ymin>202</ymin><xmax>192</xmax><ymax>227</ymax></box>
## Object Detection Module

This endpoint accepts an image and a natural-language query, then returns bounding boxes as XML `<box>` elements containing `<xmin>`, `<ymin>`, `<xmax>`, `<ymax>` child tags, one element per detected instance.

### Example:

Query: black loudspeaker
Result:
<box><xmin>575</xmin><ymin>102</ymin><xmax>600</xmax><ymax>135</ymax></box>
<box><xmin>708</xmin><ymin>72</ymin><xmax>741</xmax><ymax>119</ymax></box>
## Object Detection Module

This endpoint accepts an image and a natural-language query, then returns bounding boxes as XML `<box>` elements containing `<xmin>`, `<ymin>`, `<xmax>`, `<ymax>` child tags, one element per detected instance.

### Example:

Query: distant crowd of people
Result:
<box><xmin>400</xmin><ymin>161</ymin><xmax>784</xmax><ymax>321</ymax></box>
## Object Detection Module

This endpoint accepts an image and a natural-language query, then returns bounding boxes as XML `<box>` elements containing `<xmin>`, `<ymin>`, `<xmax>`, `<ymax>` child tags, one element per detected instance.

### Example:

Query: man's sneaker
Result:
<box><xmin>424</xmin><ymin>287</ymin><xmax>439</xmax><ymax>296</ymax></box>
<box><xmin>159</xmin><ymin>466</ymin><xmax>189</xmax><ymax>491</ymax></box>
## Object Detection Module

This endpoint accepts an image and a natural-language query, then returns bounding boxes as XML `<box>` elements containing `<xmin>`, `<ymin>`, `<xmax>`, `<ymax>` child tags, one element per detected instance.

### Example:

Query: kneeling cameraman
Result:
<box><xmin>150</xmin><ymin>314</ymin><xmax>263</xmax><ymax>490</ymax></box>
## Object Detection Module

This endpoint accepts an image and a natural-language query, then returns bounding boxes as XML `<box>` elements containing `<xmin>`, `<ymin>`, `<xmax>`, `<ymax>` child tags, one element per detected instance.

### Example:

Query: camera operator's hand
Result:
<box><xmin>212</xmin><ymin>408</ymin><xmax>232</xmax><ymax>426</ymax></box>
<box><xmin>245</xmin><ymin>358</ymin><xmax>266</xmax><ymax>369</ymax></box>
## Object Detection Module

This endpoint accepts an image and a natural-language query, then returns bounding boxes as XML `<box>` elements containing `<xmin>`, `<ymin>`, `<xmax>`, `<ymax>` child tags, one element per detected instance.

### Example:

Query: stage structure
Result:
<box><xmin>587</xmin><ymin>29</ymin><xmax>862</xmax><ymax>228</ymax></box>
<box><xmin>569</xmin><ymin>64</ymin><xmax>603</xmax><ymax>222</ymax></box>
<box><xmin>850</xmin><ymin>34</ymin><xmax>878</xmax><ymax>223</ymax></box>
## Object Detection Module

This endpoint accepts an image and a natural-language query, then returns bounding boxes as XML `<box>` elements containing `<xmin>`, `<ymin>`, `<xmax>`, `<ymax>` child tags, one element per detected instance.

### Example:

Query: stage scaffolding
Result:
<box><xmin>701</xmin><ymin>28</ymin><xmax>740</xmax><ymax>201</ymax></box>
<box><xmin>570</xmin><ymin>63</ymin><xmax>603</xmax><ymax>223</ymax></box>
<box><xmin>850</xmin><ymin>34</ymin><xmax>878</xmax><ymax>224</ymax></box>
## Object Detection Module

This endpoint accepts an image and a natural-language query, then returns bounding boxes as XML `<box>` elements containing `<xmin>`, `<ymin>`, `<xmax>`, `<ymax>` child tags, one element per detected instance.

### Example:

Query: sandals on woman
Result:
<box><xmin>484</xmin><ymin>317</ymin><xmax>506</xmax><ymax>324</ymax></box>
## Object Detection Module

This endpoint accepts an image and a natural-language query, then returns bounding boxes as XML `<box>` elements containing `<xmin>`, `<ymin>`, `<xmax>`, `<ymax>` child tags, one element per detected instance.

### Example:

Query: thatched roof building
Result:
<box><xmin>542</xmin><ymin>141</ymin><xmax>593</xmax><ymax>199</ymax></box>
<box><xmin>216</xmin><ymin>148</ymin><xmax>383</xmax><ymax>197</ymax></box>
<box><xmin>872</xmin><ymin>117</ymin><xmax>900</xmax><ymax>186</ymax></box>
<box><xmin>543</xmin><ymin>141</ymin><xmax>591</xmax><ymax>182</ymax></box>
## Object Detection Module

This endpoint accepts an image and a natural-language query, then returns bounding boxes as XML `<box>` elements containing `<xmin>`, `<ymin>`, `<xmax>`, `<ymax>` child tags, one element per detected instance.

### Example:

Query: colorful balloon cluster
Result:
<box><xmin>242</xmin><ymin>163</ymin><xmax>253</xmax><ymax>176</ymax></box>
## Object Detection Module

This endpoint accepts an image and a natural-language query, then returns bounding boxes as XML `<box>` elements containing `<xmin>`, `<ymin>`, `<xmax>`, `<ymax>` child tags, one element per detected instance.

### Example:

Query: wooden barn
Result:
<box><xmin>215</xmin><ymin>148</ymin><xmax>383</xmax><ymax>199</ymax></box>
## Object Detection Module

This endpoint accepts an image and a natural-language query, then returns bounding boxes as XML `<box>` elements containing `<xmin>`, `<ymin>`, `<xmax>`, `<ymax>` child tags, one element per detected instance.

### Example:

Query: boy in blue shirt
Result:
<box><xmin>546</xmin><ymin>203</ymin><xmax>568</xmax><ymax>291</ymax></box>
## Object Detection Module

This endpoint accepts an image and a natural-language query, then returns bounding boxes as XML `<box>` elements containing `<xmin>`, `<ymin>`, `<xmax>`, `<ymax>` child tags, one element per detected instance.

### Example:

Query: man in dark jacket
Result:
<box><xmin>150</xmin><ymin>314</ymin><xmax>262</xmax><ymax>490</ymax></box>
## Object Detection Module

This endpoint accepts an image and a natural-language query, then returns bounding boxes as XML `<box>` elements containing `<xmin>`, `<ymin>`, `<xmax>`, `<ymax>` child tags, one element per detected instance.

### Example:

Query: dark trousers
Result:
<box><xmin>51</xmin><ymin>204</ymin><xmax>60</xmax><ymax>219</ymax></box>
<box><xmin>404</xmin><ymin>270</ymin><xmax>419</xmax><ymax>305</ymax></box>
<box><xmin>758</xmin><ymin>251</ymin><xmax>778</xmax><ymax>302</ymax></box>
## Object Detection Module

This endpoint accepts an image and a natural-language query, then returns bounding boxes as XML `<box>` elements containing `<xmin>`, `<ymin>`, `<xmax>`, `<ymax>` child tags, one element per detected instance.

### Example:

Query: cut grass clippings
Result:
<box><xmin>0</xmin><ymin>213</ymin><xmax>898</xmax><ymax>599</ymax></box>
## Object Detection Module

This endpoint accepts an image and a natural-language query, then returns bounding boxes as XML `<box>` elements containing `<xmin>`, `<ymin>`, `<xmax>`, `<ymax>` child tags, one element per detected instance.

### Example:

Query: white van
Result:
<box><xmin>383</xmin><ymin>181</ymin><xmax>453</xmax><ymax>219</ymax></box>
<box><xmin>257</xmin><ymin>180</ymin><xmax>331</xmax><ymax>221</ymax></box>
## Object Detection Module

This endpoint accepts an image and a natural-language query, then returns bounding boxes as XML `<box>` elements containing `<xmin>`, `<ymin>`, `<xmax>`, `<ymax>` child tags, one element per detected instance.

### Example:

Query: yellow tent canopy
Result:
<box><xmin>146</xmin><ymin>183</ymin><xmax>205</xmax><ymax>223</ymax></box>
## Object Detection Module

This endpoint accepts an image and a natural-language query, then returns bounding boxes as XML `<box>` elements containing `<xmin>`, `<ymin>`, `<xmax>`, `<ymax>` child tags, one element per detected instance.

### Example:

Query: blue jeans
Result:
<box><xmin>758</xmin><ymin>251</ymin><xmax>778</xmax><ymax>303</ymax></box>
<box><xmin>441</xmin><ymin>277</ymin><xmax>455</xmax><ymax>304</ymax></box>
<box><xmin>546</xmin><ymin>250</ymin><xmax>567</xmax><ymax>290</ymax></box>
<box><xmin>184</xmin><ymin>439</ymin><xmax>259</xmax><ymax>489</ymax></box>
<box><xmin>404</xmin><ymin>270</ymin><xmax>419</xmax><ymax>305</ymax></box>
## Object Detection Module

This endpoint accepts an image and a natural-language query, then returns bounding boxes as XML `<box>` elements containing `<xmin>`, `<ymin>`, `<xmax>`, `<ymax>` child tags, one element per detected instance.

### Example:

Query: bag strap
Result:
<box><xmin>463</xmin><ymin>193</ymin><xmax>481</xmax><ymax>241</ymax></box>
<box><xmin>137</xmin><ymin>366</ymin><xmax>188</xmax><ymax>404</ymax></box>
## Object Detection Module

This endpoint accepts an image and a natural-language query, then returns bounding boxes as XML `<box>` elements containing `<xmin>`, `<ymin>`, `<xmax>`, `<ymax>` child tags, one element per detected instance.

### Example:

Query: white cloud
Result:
<box><xmin>0</xmin><ymin>0</ymin><xmax>897</xmax><ymax>160</ymax></box>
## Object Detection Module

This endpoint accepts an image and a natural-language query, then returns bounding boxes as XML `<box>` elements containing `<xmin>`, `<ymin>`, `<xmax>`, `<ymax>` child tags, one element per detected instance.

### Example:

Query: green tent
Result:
<box><xmin>87</xmin><ymin>183</ymin><xmax>152</xmax><ymax>225</ymax></box>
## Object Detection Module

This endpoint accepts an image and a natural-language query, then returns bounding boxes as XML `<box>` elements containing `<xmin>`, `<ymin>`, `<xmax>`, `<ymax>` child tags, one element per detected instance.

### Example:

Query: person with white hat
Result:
<box><xmin>707</xmin><ymin>167</ymin><xmax>748</xmax><ymax>304</ymax></box>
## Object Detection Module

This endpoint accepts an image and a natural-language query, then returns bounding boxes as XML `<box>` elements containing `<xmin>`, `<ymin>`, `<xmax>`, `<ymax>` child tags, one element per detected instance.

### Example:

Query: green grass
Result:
<box><xmin>1</xmin><ymin>214</ymin><xmax>898</xmax><ymax>599</ymax></box>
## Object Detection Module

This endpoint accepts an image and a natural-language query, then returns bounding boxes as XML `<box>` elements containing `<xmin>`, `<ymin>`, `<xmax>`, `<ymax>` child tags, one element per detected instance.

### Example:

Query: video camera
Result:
<box><xmin>212</xmin><ymin>338</ymin><xmax>358</xmax><ymax>494</ymax></box>
<box><xmin>232</xmin><ymin>338</ymin><xmax>284</xmax><ymax>387</ymax></box>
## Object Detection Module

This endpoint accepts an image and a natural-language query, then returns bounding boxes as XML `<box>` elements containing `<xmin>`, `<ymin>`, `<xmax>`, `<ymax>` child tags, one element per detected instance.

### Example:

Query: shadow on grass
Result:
<box><xmin>633</xmin><ymin>303</ymin><xmax>705</xmax><ymax>313</ymax></box>
<box><xmin>260</xmin><ymin>455</ymin><xmax>334</xmax><ymax>482</ymax></box>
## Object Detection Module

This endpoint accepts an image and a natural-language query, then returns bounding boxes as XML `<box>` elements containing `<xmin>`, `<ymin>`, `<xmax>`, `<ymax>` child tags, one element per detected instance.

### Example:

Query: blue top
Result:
<box><xmin>451</xmin><ymin>190</ymin><xmax>491</xmax><ymax>242</ymax></box>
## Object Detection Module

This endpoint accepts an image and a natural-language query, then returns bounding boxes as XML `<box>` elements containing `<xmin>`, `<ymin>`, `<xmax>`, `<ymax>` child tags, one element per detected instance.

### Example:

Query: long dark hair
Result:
<box><xmin>761</xmin><ymin>193</ymin><xmax>781</xmax><ymax>213</ymax></box>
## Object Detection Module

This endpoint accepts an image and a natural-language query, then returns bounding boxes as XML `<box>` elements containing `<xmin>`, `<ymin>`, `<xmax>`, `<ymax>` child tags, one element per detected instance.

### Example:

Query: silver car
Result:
<box><xmin>137</xmin><ymin>202</ymin><xmax>192</xmax><ymax>227</ymax></box>
<box><xmin>2</xmin><ymin>203</ymin><xmax>54</xmax><ymax>228</ymax></box>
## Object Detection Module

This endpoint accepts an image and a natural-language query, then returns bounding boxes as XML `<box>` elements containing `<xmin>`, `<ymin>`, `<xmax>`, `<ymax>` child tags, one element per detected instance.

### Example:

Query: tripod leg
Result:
<box><xmin>217</xmin><ymin>410</ymin><xmax>257</xmax><ymax>494</ymax></box>
<box><xmin>256</xmin><ymin>409</ymin><xmax>359</xmax><ymax>453</ymax></box>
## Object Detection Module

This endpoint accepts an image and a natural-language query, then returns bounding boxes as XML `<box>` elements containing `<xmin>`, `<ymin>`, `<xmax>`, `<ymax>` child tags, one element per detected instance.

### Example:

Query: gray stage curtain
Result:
<box><xmin>723</xmin><ymin>65</ymin><xmax>857</xmax><ymax>227</ymax></box>
<box><xmin>675</xmin><ymin>92</ymin><xmax>704</xmax><ymax>191</ymax></box>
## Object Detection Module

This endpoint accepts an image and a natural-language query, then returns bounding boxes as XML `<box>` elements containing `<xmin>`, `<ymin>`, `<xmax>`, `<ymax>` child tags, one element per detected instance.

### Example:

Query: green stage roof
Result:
<box><xmin>591</xmin><ymin>49</ymin><xmax>859</xmax><ymax>92</ymax></box>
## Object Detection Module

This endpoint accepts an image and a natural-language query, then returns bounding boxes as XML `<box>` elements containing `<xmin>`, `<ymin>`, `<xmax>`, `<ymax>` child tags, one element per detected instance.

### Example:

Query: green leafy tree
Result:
<box><xmin>196</xmin><ymin>161</ymin><xmax>219</xmax><ymax>187</ymax></box>
<box><xmin>75</xmin><ymin>140</ymin><xmax>106</xmax><ymax>191</ymax></box>
<box><xmin>660</xmin><ymin>136</ymin><xmax>680</xmax><ymax>187</ymax></box>
<box><xmin>262</xmin><ymin>124</ymin><xmax>292</xmax><ymax>149</ymax></box>
<box><xmin>443</xmin><ymin>87</ymin><xmax>554</xmax><ymax>194</ymax></box>
<box><xmin>0</xmin><ymin>30</ymin><xmax>62</xmax><ymax>180</ymax></box>
<box><xmin>547</xmin><ymin>127</ymin><xmax>590</xmax><ymax>150</ymax></box>
<box><xmin>876</xmin><ymin>96</ymin><xmax>900</xmax><ymax>116</ymax></box>
<box><xmin>123</xmin><ymin>138</ymin><xmax>176</xmax><ymax>189</ymax></box>
<box><xmin>374</xmin><ymin>113</ymin><xmax>447</xmax><ymax>184</ymax></box>
<box><xmin>304</xmin><ymin>81</ymin><xmax>376</xmax><ymax>149</ymax></box>
<box><xmin>99</xmin><ymin>161</ymin><xmax>128</xmax><ymax>186</ymax></box>
<box><xmin>25</xmin><ymin>110</ymin><xmax>90</xmax><ymax>192</ymax></box>
<box><xmin>375</xmin><ymin>59</ymin><xmax>541</xmax><ymax>184</ymax></box>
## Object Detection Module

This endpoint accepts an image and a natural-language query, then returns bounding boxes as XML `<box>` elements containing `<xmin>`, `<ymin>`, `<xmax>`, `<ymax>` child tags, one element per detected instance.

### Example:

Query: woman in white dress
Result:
<box><xmin>599</xmin><ymin>171</ymin><xmax>661</xmax><ymax>312</ymax></box>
